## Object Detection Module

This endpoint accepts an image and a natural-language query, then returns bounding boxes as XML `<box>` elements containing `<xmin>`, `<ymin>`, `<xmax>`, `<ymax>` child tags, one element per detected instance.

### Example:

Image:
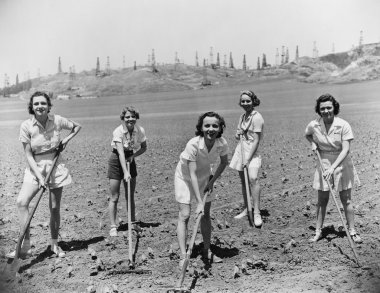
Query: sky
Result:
<box><xmin>1</xmin><ymin>0</ymin><xmax>379</xmax><ymax>85</ymax></box>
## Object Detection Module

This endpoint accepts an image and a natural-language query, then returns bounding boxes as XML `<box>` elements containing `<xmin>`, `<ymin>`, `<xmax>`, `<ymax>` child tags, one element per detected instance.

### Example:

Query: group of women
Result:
<box><xmin>7</xmin><ymin>90</ymin><xmax>362</xmax><ymax>268</ymax></box>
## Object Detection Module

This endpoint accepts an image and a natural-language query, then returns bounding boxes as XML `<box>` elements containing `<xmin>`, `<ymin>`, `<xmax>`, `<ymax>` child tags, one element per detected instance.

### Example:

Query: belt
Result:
<box><xmin>112</xmin><ymin>149</ymin><xmax>133</xmax><ymax>155</ymax></box>
<box><xmin>34</xmin><ymin>148</ymin><xmax>57</xmax><ymax>156</ymax></box>
<box><xmin>319</xmin><ymin>150</ymin><xmax>341</xmax><ymax>155</ymax></box>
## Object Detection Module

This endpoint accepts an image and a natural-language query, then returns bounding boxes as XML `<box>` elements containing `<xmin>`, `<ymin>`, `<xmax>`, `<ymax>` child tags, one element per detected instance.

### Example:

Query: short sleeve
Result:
<box><xmin>305</xmin><ymin>121</ymin><xmax>315</xmax><ymax>136</ymax></box>
<box><xmin>19</xmin><ymin>121</ymin><xmax>31</xmax><ymax>144</ymax></box>
<box><xmin>342</xmin><ymin>121</ymin><xmax>354</xmax><ymax>141</ymax></box>
<box><xmin>219</xmin><ymin>137</ymin><xmax>229</xmax><ymax>157</ymax></box>
<box><xmin>181</xmin><ymin>139</ymin><xmax>198</xmax><ymax>162</ymax></box>
<box><xmin>138</xmin><ymin>126</ymin><xmax>147</xmax><ymax>143</ymax></box>
<box><xmin>252</xmin><ymin>114</ymin><xmax>264</xmax><ymax>133</ymax></box>
<box><xmin>56</xmin><ymin>115</ymin><xmax>74</xmax><ymax>130</ymax></box>
<box><xmin>112</xmin><ymin>127</ymin><xmax>123</xmax><ymax>144</ymax></box>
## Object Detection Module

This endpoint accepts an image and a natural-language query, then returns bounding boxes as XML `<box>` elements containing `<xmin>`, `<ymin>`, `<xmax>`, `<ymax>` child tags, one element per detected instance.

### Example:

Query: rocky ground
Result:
<box><xmin>0</xmin><ymin>81</ymin><xmax>380</xmax><ymax>292</ymax></box>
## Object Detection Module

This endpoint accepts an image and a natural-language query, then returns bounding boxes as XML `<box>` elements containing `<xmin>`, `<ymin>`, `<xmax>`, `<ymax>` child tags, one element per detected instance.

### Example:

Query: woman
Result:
<box><xmin>108</xmin><ymin>106</ymin><xmax>147</xmax><ymax>237</ymax></box>
<box><xmin>175</xmin><ymin>112</ymin><xmax>228</xmax><ymax>267</ymax></box>
<box><xmin>305</xmin><ymin>93</ymin><xmax>362</xmax><ymax>243</ymax></box>
<box><xmin>7</xmin><ymin>91</ymin><xmax>81</xmax><ymax>258</ymax></box>
<box><xmin>229</xmin><ymin>90</ymin><xmax>264</xmax><ymax>227</ymax></box>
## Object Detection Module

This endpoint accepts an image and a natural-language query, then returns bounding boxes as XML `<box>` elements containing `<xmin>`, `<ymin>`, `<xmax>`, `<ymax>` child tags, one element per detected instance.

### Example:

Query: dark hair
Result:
<box><xmin>120</xmin><ymin>106</ymin><xmax>140</xmax><ymax>120</ymax></box>
<box><xmin>239</xmin><ymin>90</ymin><xmax>260</xmax><ymax>107</ymax></box>
<box><xmin>315</xmin><ymin>93</ymin><xmax>340</xmax><ymax>116</ymax></box>
<box><xmin>28</xmin><ymin>91</ymin><xmax>52</xmax><ymax>114</ymax></box>
<box><xmin>195</xmin><ymin>111</ymin><xmax>226</xmax><ymax>138</ymax></box>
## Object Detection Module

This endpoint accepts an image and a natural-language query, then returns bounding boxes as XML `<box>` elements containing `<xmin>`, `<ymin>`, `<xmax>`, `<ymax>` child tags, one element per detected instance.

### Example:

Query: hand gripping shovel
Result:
<box><xmin>240</xmin><ymin>135</ymin><xmax>254</xmax><ymax>226</ymax></box>
<box><xmin>167</xmin><ymin>190</ymin><xmax>210</xmax><ymax>293</ymax></box>
<box><xmin>5</xmin><ymin>145</ymin><xmax>63</xmax><ymax>279</ymax></box>
<box><xmin>315</xmin><ymin>149</ymin><xmax>361</xmax><ymax>267</ymax></box>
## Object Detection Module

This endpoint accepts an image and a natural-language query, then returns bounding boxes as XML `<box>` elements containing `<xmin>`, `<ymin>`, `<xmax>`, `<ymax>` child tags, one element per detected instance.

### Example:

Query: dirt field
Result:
<box><xmin>1</xmin><ymin>79</ymin><xmax>380</xmax><ymax>292</ymax></box>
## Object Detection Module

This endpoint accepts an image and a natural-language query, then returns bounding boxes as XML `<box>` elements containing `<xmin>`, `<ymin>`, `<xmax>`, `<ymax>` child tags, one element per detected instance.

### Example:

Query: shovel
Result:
<box><xmin>126</xmin><ymin>162</ymin><xmax>134</xmax><ymax>268</ymax></box>
<box><xmin>5</xmin><ymin>145</ymin><xmax>63</xmax><ymax>279</ymax></box>
<box><xmin>240</xmin><ymin>135</ymin><xmax>254</xmax><ymax>226</ymax></box>
<box><xmin>315</xmin><ymin>149</ymin><xmax>361</xmax><ymax>267</ymax></box>
<box><xmin>167</xmin><ymin>190</ymin><xmax>210</xmax><ymax>293</ymax></box>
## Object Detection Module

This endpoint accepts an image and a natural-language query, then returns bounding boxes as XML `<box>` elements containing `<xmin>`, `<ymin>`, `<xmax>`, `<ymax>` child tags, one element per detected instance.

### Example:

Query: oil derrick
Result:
<box><xmin>123</xmin><ymin>56</ymin><xmax>126</xmax><ymax>69</ymax></box>
<box><xmin>58</xmin><ymin>57</ymin><xmax>62</xmax><ymax>73</ymax></box>
<box><xmin>96</xmin><ymin>57</ymin><xmax>100</xmax><ymax>76</ymax></box>
<box><xmin>358</xmin><ymin>30</ymin><xmax>364</xmax><ymax>56</ymax></box>
<box><xmin>285</xmin><ymin>47</ymin><xmax>289</xmax><ymax>63</ymax></box>
<box><xmin>281</xmin><ymin>46</ymin><xmax>285</xmax><ymax>64</ymax></box>
<box><xmin>16</xmin><ymin>74</ymin><xmax>19</xmax><ymax>86</ymax></box>
<box><xmin>134</xmin><ymin>61</ymin><xmax>137</xmax><ymax>70</ymax></box>
<box><xmin>201</xmin><ymin>59</ymin><xmax>211</xmax><ymax>86</ymax></box>
<box><xmin>3</xmin><ymin>74</ymin><xmax>9</xmax><ymax>97</ymax></box>
<box><xmin>223</xmin><ymin>54</ymin><xmax>227</xmax><ymax>68</ymax></box>
<box><xmin>295</xmin><ymin>46</ymin><xmax>299</xmax><ymax>62</ymax></box>
<box><xmin>106</xmin><ymin>56</ymin><xmax>111</xmax><ymax>75</ymax></box>
<box><xmin>69</xmin><ymin>66</ymin><xmax>76</xmax><ymax>81</ymax></box>
<box><xmin>312</xmin><ymin>41</ymin><xmax>318</xmax><ymax>58</ymax></box>
<box><xmin>216</xmin><ymin>53</ymin><xmax>220</xmax><ymax>67</ymax></box>
<box><xmin>257</xmin><ymin>57</ymin><xmax>260</xmax><ymax>70</ymax></box>
<box><xmin>210</xmin><ymin>47</ymin><xmax>216</xmax><ymax>68</ymax></box>
<box><xmin>151</xmin><ymin>49</ymin><xmax>158</xmax><ymax>72</ymax></box>
<box><xmin>195</xmin><ymin>51</ymin><xmax>199</xmax><ymax>67</ymax></box>
<box><xmin>262</xmin><ymin>54</ymin><xmax>267</xmax><ymax>68</ymax></box>
<box><xmin>229</xmin><ymin>52</ymin><xmax>234</xmax><ymax>69</ymax></box>
<box><xmin>242</xmin><ymin>54</ymin><xmax>247</xmax><ymax>71</ymax></box>
<box><xmin>275</xmin><ymin>48</ymin><xmax>279</xmax><ymax>66</ymax></box>
<box><xmin>147</xmin><ymin>54</ymin><xmax>151</xmax><ymax>66</ymax></box>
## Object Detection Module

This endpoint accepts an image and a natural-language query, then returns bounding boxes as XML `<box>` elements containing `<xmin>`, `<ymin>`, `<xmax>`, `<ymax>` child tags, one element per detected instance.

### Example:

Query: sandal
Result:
<box><xmin>309</xmin><ymin>228</ymin><xmax>322</xmax><ymax>242</ymax></box>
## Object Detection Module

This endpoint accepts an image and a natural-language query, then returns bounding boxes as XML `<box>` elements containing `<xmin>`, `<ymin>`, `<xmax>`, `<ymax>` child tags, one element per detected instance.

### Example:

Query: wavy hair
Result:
<box><xmin>315</xmin><ymin>93</ymin><xmax>340</xmax><ymax>116</ymax></box>
<box><xmin>120</xmin><ymin>106</ymin><xmax>140</xmax><ymax>120</ymax></box>
<box><xmin>28</xmin><ymin>91</ymin><xmax>52</xmax><ymax>114</ymax></box>
<box><xmin>239</xmin><ymin>90</ymin><xmax>260</xmax><ymax>107</ymax></box>
<box><xmin>195</xmin><ymin>111</ymin><xmax>226</xmax><ymax>138</ymax></box>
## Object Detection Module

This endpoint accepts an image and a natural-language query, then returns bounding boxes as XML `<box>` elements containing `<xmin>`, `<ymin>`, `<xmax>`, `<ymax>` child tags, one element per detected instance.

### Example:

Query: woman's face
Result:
<box><xmin>32</xmin><ymin>95</ymin><xmax>49</xmax><ymax>117</ymax></box>
<box><xmin>240</xmin><ymin>94</ymin><xmax>253</xmax><ymax>112</ymax></box>
<box><xmin>202</xmin><ymin>116</ymin><xmax>220</xmax><ymax>141</ymax></box>
<box><xmin>319</xmin><ymin>101</ymin><xmax>334</xmax><ymax>120</ymax></box>
<box><xmin>123</xmin><ymin>111</ymin><xmax>137</xmax><ymax>128</ymax></box>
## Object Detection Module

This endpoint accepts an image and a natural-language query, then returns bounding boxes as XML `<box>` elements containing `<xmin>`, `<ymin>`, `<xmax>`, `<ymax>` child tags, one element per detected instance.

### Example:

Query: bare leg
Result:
<box><xmin>201</xmin><ymin>202</ymin><xmax>212</xmax><ymax>253</ymax></box>
<box><xmin>316</xmin><ymin>190</ymin><xmax>329</xmax><ymax>231</ymax></box>
<box><xmin>49</xmin><ymin>187</ymin><xmax>63</xmax><ymax>240</ymax></box>
<box><xmin>109</xmin><ymin>179</ymin><xmax>121</xmax><ymax>227</ymax></box>
<box><xmin>339</xmin><ymin>189</ymin><xmax>354</xmax><ymax>230</ymax></box>
<box><xmin>238</xmin><ymin>171</ymin><xmax>248</xmax><ymax>209</ymax></box>
<box><xmin>177</xmin><ymin>203</ymin><xmax>190</xmax><ymax>256</ymax></box>
<box><xmin>248</xmin><ymin>167</ymin><xmax>261</xmax><ymax>214</ymax></box>
<box><xmin>124</xmin><ymin>177</ymin><xmax>137</xmax><ymax>222</ymax></box>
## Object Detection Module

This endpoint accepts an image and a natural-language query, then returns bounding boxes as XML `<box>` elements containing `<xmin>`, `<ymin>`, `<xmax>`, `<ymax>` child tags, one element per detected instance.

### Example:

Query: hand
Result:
<box><xmin>123</xmin><ymin>172</ymin><xmax>131</xmax><ymax>182</ymax></box>
<box><xmin>235</xmin><ymin>130</ymin><xmax>244</xmax><ymax>140</ymax></box>
<box><xmin>204</xmin><ymin>183</ymin><xmax>214</xmax><ymax>193</ymax></box>
<box><xmin>126</xmin><ymin>155</ymin><xmax>134</xmax><ymax>162</ymax></box>
<box><xmin>311</xmin><ymin>142</ymin><xmax>318</xmax><ymax>152</ymax></box>
<box><xmin>323</xmin><ymin>166</ymin><xmax>334</xmax><ymax>181</ymax></box>
<box><xmin>57</xmin><ymin>140</ymin><xmax>68</xmax><ymax>152</ymax></box>
<box><xmin>242</xmin><ymin>159</ymin><xmax>250</xmax><ymax>169</ymax></box>
<box><xmin>195</xmin><ymin>203</ymin><xmax>204</xmax><ymax>216</ymax></box>
<box><xmin>37</xmin><ymin>175</ymin><xmax>46</xmax><ymax>189</ymax></box>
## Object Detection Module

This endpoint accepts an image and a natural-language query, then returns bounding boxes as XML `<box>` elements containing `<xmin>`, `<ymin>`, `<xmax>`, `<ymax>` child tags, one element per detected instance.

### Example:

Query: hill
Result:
<box><xmin>9</xmin><ymin>42</ymin><xmax>380</xmax><ymax>99</ymax></box>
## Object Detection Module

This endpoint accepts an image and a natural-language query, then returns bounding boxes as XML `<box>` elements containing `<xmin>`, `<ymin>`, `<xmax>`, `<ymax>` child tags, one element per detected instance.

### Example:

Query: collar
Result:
<box><xmin>198</xmin><ymin>136</ymin><xmax>223</xmax><ymax>150</ymax></box>
<box><xmin>122</xmin><ymin>123</ymin><xmax>137</xmax><ymax>134</ymax></box>
<box><xmin>32</xmin><ymin>113</ymin><xmax>54</xmax><ymax>126</ymax></box>
<box><xmin>317</xmin><ymin>117</ymin><xmax>339</xmax><ymax>134</ymax></box>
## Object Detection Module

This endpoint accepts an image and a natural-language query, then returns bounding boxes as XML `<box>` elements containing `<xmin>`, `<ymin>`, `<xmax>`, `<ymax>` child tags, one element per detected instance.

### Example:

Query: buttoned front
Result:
<box><xmin>19</xmin><ymin>114</ymin><xmax>74</xmax><ymax>154</ymax></box>
<box><xmin>111</xmin><ymin>124</ymin><xmax>146</xmax><ymax>151</ymax></box>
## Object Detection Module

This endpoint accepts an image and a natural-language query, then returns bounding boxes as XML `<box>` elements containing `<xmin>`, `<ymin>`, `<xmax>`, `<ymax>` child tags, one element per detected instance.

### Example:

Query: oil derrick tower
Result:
<box><xmin>262</xmin><ymin>54</ymin><xmax>267</xmax><ymax>68</ymax></box>
<box><xmin>312</xmin><ymin>41</ymin><xmax>318</xmax><ymax>58</ymax></box>
<box><xmin>96</xmin><ymin>57</ymin><xmax>100</xmax><ymax>76</ymax></box>
<box><xmin>359</xmin><ymin>30</ymin><xmax>363</xmax><ymax>48</ymax></box>
<box><xmin>195</xmin><ymin>51</ymin><xmax>199</xmax><ymax>67</ymax></box>
<box><xmin>275</xmin><ymin>48</ymin><xmax>279</xmax><ymax>66</ymax></box>
<box><xmin>295</xmin><ymin>46</ymin><xmax>299</xmax><ymax>62</ymax></box>
<box><xmin>285</xmin><ymin>47</ymin><xmax>289</xmax><ymax>63</ymax></box>
<box><xmin>201</xmin><ymin>58</ymin><xmax>211</xmax><ymax>86</ymax></box>
<box><xmin>216</xmin><ymin>53</ymin><xmax>220</xmax><ymax>67</ymax></box>
<box><xmin>257</xmin><ymin>57</ymin><xmax>260</xmax><ymax>70</ymax></box>
<box><xmin>281</xmin><ymin>46</ymin><xmax>285</xmax><ymax>64</ymax></box>
<box><xmin>242</xmin><ymin>54</ymin><xmax>247</xmax><ymax>71</ymax></box>
<box><xmin>106</xmin><ymin>56</ymin><xmax>111</xmax><ymax>75</ymax></box>
<box><xmin>16</xmin><ymin>74</ymin><xmax>19</xmax><ymax>86</ymax></box>
<box><xmin>209</xmin><ymin>47</ymin><xmax>214</xmax><ymax>68</ymax></box>
<box><xmin>134</xmin><ymin>61</ymin><xmax>137</xmax><ymax>70</ymax></box>
<box><xmin>229</xmin><ymin>52</ymin><xmax>234</xmax><ymax>69</ymax></box>
<box><xmin>223</xmin><ymin>54</ymin><xmax>227</xmax><ymax>68</ymax></box>
<box><xmin>3</xmin><ymin>74</ymin><xmax>9</xmax><ymax>97</ymax></box>
<box><xmin>147</xmin><ymin>54</ymin><xmax>151</xmax><ymax>66</ymax></box>
<box><xmin>58</xmin><ymin>57</ymin><xmax>62</xmax><ymax>73</ymax></box>
<box><xmin>151</xmin><ymin>49</ymin><xmax>158</xmax><ymax>72</ymax></box>
<box><xmin>175</xmin><ymin>52</ymin><xmax>179</xmax><ymax>64</ymax></box>
<box><xmin>123</xmin><ymin>56</ymin><xmax>126</xmax><ymax>69</ymax></box>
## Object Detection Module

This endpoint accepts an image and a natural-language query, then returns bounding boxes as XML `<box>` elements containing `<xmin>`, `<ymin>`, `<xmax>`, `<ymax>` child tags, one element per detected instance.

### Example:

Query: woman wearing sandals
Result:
<box><xmin>7</xmin><ymin>91</ymin><xmax>81</xmax><ymax>259</ymax></box>
<box><xmin>175</xmin><ymin>112</ymin><xmax>229</xmax><ymax>267</ymax></box>
<box><xmin>230</xmin><ymin>90</ymin><xmax>264</xmax><ymax>227</ymax></box>
<box><xmin>108</xmin><ymin>106</ymin><xmax>147</xmax><ymax>237</ymax></box>
<box><xmin>305</xmin><ymin>94</ymin><xmax>362</xmax><ymax>243</ymax></box>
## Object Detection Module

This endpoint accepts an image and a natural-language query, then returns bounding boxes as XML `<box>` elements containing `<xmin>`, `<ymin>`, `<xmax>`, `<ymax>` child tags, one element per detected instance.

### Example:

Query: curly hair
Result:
<box><xmin>195</xmin><ymin>111</ymin><xmax>226</xmax><ymax>138</ymax></box>
<box><xmin>315</xmin><ymin>93</ymin><xmax>340</xmax><ymax>116</ymax></box>
<box><xmin>28</xmin><ymin>91</ymin><xmax>52</xmax><ymax>114</ymax></box>
<box><xmin>239</xmin><ymin>90</ymin><xmax>260</xmax><ymax>107</ymax></box>
<box><xmin>120</xmin><ymin>106</ymin><xmax>140</xmax><ymax>120</ymax></box>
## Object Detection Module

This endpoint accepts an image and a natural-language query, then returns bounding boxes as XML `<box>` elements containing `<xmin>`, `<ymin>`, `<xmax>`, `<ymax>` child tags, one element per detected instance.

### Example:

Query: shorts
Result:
<box><xmin>229</xmin><ymin>142</ymin><xmax>262</xmax><ymax>178</ymax></box>
<box><xmin>23</xmin><ymin>153</ymin><xmax>72</xmax><ymax>189</ymax></box>
<box><xmin>108</xmin><ymin>150</ymin><xmax>137</xmax><ymax>180</ymax></box>
<box><xmin>174</xmin><ymin>175</ymin><xmax>215</xmax><ymax>205</ymax></box>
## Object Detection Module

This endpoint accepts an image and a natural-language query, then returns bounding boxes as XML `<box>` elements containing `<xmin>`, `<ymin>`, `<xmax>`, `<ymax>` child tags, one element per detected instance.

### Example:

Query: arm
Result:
<box><xmin>324</xmin><ymin>140</ymin><xmax>351</xmax><ymax>181</ymax></box>
<box><xmin>188</xmin><ymin>161</ymin><xmax>204</xmax><ymax>215</ymax></box>
<box><xmin>305</xmin><ymin>134</ymin><xmax>318</xmax><ymax>151</ymax></box>
<box><xmin>23</xmin><ymin>142</ymin><xmax>45</xmax><ymax>188</ymax></box>
<box><xmin>60</xmin><ymin>120</ymin><xmax>82</xmax><ymax>150</ymax></box>
<box><xmin>116</xmin><ymin>142</ymin><xmax>131</xmax><ymax>182</ymax></box>
<box><xmin>126</xmin><ymin>140</ymin><xmax>147</xmax><ymax>162</ymax></box>
<box><xmin>204</xmin><ymin>154</ymin><xmax>228</xmax><ymax>191</ymax></box>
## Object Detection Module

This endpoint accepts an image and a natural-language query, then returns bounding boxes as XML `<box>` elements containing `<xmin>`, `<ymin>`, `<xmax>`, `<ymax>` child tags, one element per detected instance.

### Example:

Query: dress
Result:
<box><xmin>229</xmin><ymin>111</ymin><xmax>264</xmax><ymax>172</ymax></box>
<box><xmin>107</xmin><ymin>124</ymin><xmax>146</xmax><ymax>179</ymax></box>
<box><xmin>19</xmin><ymin>114</ymin><xmax>73</xmax><ymax>189</ymax></box>
<box><xmin>305</xmin><ymin>116</ymin><xmax>360</xmax><ymax>192</ymax></box>
<box><xmin>175</xmin><ymin>136</ymin><xmax>229</xmax><ymax>204</ymax></box>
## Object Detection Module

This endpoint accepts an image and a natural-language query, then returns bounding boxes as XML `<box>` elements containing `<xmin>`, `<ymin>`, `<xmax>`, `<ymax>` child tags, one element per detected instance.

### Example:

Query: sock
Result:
<box><xmin>51</xmin><ymin>239</ymin><xmax>58</xmax><ymax>248</ymax></box>
<box><xmin>21</xmin><ymin>239</ymin><xmax>31</xmax><ymax>251</ymax></box>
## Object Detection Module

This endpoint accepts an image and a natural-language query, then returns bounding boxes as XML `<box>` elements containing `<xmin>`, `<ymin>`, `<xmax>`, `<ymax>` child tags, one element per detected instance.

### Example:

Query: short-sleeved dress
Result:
<box><xmin>19</xmin><ymin>114</ymin><xmax>74</xmax><ymax>189</ymax></box>
<box><xmin>305</xmin><ymin>117</ymin><xmax>360</xmax><ymax>192</ymax></box>
<box><xmin>175</xmin><ymin>136</ymin><xmax>229</xmax><ymax>204</ymax></box>
<box><xmin>108</xmin><ymin>124</ymin><xmax>146</xmax><ymax>179</ymax></box>
<box><xmin>229</xmin><ymin>111</ymin><xmax>264</xmax><ymax>171</ymax></box>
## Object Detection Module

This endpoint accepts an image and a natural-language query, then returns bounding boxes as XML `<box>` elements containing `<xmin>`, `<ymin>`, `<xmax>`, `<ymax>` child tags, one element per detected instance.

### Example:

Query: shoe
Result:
<box><xmin>349</xmin><ymin>230</ymin><xmax>363</xmax><ymax>244</ymax></box>
<box><xmin>109</xmin><ymin>227</ymin><xmax>118</xmax><ymax>237</ymax></box>
<box><xmin>234</xmin><ymin>209</ymin><xmax>247</xmax><ymax>219</ymax></box>
<box><xmin>51</xmin><ymin>245</ymin><xmax>66</xmax><ymax>258</ymax></box>
<box><xmin>254</xmin><ymin>213</ymin><xmax>263</xmax><ymax>227</ymax></box>
<box><xmin>132</xmin><ymin>223</ymin><xmax>143</xmax><ymax>234</ymax></box>
<box><xmin>6</xmin><ymin>248</ymin><xmax>32</xmax><ymax>259</ymax></box>
<box><xmin>309</xmin><ymin>228</ymin><xmax>322</xmax><ymax>242</ymax></box>
<box><xmin>202</xmin><ymin>251</ymin><xmax>223</xmax><ymax>263</ymax></box>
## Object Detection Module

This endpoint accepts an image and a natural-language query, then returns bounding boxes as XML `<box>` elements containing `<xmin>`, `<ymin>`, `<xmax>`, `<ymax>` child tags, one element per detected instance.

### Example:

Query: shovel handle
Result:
<box><xmin>240</xmin><ymin>135</ymin><xmax>254</xmax><ymax>226</ymax></box>
<box><xmin>127</xmin><ymin>162</ymin><xmax>133</xmax><ymax>263</ymax></box>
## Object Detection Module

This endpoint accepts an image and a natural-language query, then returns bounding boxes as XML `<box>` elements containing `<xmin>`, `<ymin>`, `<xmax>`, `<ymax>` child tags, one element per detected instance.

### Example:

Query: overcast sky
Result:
<box><xmin>1</xmin><ymin>0</ymin><xmax>379</xmax><ymax>85</ymax></box>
